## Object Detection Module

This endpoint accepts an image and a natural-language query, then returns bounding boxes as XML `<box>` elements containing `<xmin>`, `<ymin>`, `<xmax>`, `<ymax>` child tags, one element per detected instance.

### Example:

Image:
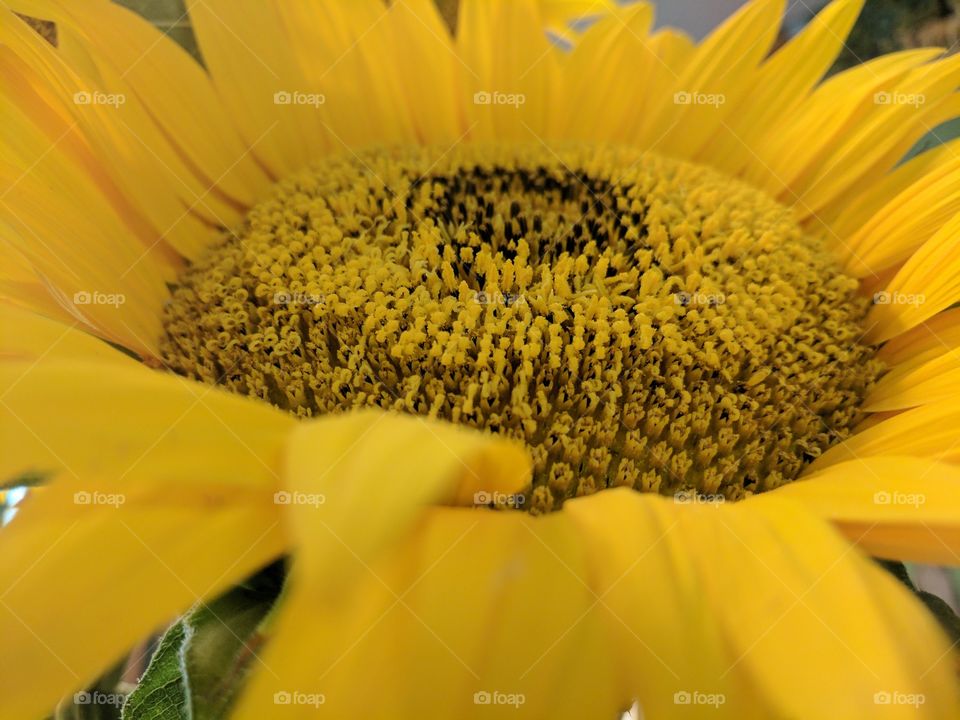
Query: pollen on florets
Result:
<box><xmin>160</xmin><ymin>144</ymin><xmax>882</xmax><ymax>513</ymax></box>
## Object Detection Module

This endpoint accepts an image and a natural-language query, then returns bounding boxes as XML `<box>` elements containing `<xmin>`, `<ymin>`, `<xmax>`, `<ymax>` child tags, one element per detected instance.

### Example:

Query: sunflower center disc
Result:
<box><xmin>160</xmin><ymin>144</ymin><xmax>882</xmax><ymax>513</ymax></box>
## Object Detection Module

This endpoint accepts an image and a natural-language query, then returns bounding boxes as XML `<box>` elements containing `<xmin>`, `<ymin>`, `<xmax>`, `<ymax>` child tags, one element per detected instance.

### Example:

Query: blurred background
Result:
<box><xmin>36</xmin><ymin>0</ymin><xmax>960</xmax><ymax>65</ymax></box>
<box><xmin>644</xmin><ymin>0</ymin><xmax>958</xmax><ymax>58</ymax></box>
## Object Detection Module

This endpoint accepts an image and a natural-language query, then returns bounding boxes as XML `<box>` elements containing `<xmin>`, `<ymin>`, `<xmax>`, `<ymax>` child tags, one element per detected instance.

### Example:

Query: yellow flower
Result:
<box><xmin>2</xmin><ymin>0</ymin><xmax>960</xmax><ymax>717</ymax></box>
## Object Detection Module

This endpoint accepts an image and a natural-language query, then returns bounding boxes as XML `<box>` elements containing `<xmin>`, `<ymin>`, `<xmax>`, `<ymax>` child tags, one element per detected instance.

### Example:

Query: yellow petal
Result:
<box><xmin>184</xmin><ymin>0</ymin><xmax>332</xmax><ymax>177</ymax></box>
<box><xmin>837</xmin><ymin>150</ymin><xmax>960</xmax><ymax>278</ymax></box>
<box><xmin>458</xmin><ymin>0</ymin><xmax>562</xmax><ymax>141</ymax></box>
<box><xmin>0</xmin><ymin>303</ymin><xmax>132</xmax><ymax>364</ymax></box>
<box><xmin>865</xmin><ymin>212</ymin><xmax>960</xmax><ymax>343</ymax></box>
<box><xmin>372</xmin><ymin>0</ymin><xmax>465</xmax><ymax>144</ymax></box>
<box><xmin>564</xmin><ymin>24</ymin><xmax>697</xmax><ymax>146</ymax></box>
<box><xmin>647</xmin><ymin>0</ymin><xmax>786</xmax><ymax>159</ymax></box>
<box><xmin>0</xmin><ymin>10</ymin><xmax>229</xmax><ymax>259</ymax></box>
<box><xmin>772</xmin><ymin>457</ymin><xmax>960</xmax><ymax>563</ymax></box>
<box><xmin>234</xmin><ymin>490</ymin><xmax>959</xmax><ymax>718</ymax></box>
<box><xmin>276</xmin><ymin>0</ymin><xmax>455</xmax><ymax>149</ymax></box>
<box><xmin>707</xmin><ymin>0</ymin><xmax>864</xmax><ymax>175</ymax></box>
<box><xmin>743</xmin><ymin>49</ymin><xmax>941</xmax><ymax>197</ymax></box>
<box><xmin>1</xmin><ymin>69</ymin><xmax>172</xmax><ymax>357</ymax></box>
<box><xmin>9</xmin><ymin>0</ymin><xmax>271</xmax><ymax>207</ymax></box>
<box><xmin>576</xmin><ymin>493</ymin><xmax>958</xmax><ymax>718</ymax></box>
<box><xmin>858</xmin><ymin>260</ymin><xmax>903</xmax><ymax>301</ymax></box>
<box><xmin>829</xmin><ymin>137</ymin><xmax>960</xmax><ymax>239</ymax></box>
<box><xmin>0</xmin><ymin>243</ymin><xmax>80</xmax><ymax>327</ymax></box>
<box><xmin>877</xmin><ymin>307</ymin><xmax>960</xmax><ymax>368</ymax></box>
<box><xmin>558</xmin><ymin>3</ymin><xmax>656</xmax><ymax>141</ymax></box>
<box><xmin>631</xmin><ymin>28</ymin><xmax>697</xmax><ymax>145</ymax></box>
<box><xmin>809</xmin><ymin>398</ymin><xmax>960</xmax><ymax>471</ymax></box>
<box><xmin>0</xmin><ymin>473</ymin><xmax>286</xmax><ymax>719</ymax></box>
<box><xmin>864</xmin><ymin>348</ymin><xmax>960</xmax><ymax>411</ymax></box>
<box><xmin>233</xmin><ymin>411</ymin><xmax>534</xmax><ymax>719</ymax></box>
<box><xmin>793</xmin><ymin>55</ymin><xmax>960</xmax><ymax>217</ymax></box>
<box><xmin>538</xmin><ymin>0</ymin><xmax>615</xmax><ymax>37</ymax></box>
<box><xmin>0</xmin><ymin>39</ymin><xmax>185</xmax><ymax>262</ymax></box>
<box><xmin>0</xmin><ymin>360</ymin><xmax>293</xmax><ymax>488</ymax></box>
<box><xmin>281</xmin><ymin>410</ymin><xmax>530</xmax><ymax>595</ymax></box>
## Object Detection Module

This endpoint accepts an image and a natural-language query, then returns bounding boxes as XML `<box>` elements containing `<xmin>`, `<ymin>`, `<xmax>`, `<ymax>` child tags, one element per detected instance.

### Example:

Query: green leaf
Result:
<box><xmin>112</xmin><ymin>0</ymin><xmax>200</xmax><ymax>61</ymax></box>
<box><xmin>916</xmin><ymin>590</ymin><xmax>960</xmax><ymax>645</ymax></box>
<box><xmin>877</xmin><ymin>559</ymin><xmax>915</xmax><ymax>589</ymax></box>
<box><xmin>831</xmin><ymin>0</ymin><xmax>949</xmax><ymax>72</ymax></box>
<box><xmin>122</xmin><ymin>578</ymin><xmax>278</xmax><ymax>720</ymax></box>
<box><xmin>121</xmin><ymin>624</ymin><xmax>188</xmax><ymax>720</ymax></box>
<box><xmin>2</xmin><ymin>470</ymin><xmax>49</xmax><ymax>492</ymax></box>
<box><xmin>181</xmin><ymin>587</ymin><xmax>273</xmax><ymax>720</ymax></box>
<box><xmin>877</xmin><ymin>560</ymin><xmax>960</xmax><ymax>644</ymax></box>
<box><xmin>902</xmin><ymin>118</ymin><xmax>960</xmax><ymax>163</ymax></box>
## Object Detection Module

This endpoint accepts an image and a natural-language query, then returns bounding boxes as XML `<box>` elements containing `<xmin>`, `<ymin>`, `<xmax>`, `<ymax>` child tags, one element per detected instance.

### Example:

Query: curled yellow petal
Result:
<box><xmin>233</xmin><ymin>489</ymin><xmax>959</xmax><ymax>718</ymax></box>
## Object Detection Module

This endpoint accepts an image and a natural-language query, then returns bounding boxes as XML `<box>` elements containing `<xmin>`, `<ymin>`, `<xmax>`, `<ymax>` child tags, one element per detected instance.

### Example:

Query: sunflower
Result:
<box><xmin>3</xmin><ymin>0</ymin><xmax>960</xmax><ymax>717</ymax></box>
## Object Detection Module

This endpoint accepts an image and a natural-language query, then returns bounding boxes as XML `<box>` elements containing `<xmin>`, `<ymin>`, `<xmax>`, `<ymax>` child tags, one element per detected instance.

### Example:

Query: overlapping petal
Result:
<box><xmin>232</xmin><ymin>490</ymin><xmax>959</xmax><ymax>718</ymax></box>
<box><xmin>0</xmin><ymin>368</ymin><xmax>533</xmax><ymax>718</ymax></box>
